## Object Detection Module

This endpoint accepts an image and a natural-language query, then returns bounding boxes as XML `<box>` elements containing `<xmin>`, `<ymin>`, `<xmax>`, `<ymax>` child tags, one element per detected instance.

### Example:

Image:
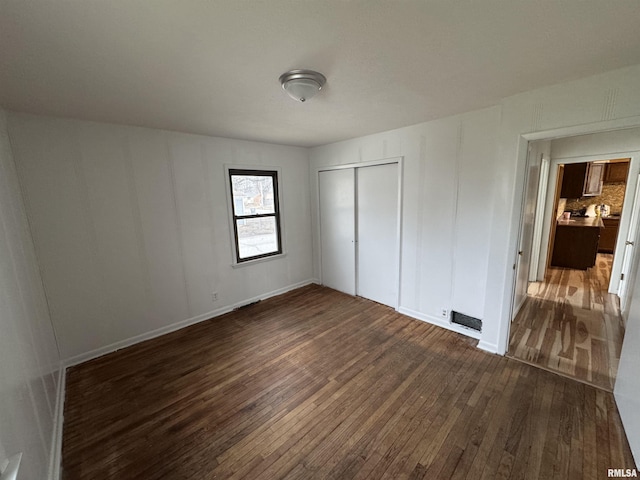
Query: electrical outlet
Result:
<box><xmin>441</xmin><ymin>309</ymin><xmax>448</xmax><ymax>318</ymax></box>
<box><xmin>211</xmin><ymin>292</ymin><xmax>218</xmax><ymax>302</ymax></box>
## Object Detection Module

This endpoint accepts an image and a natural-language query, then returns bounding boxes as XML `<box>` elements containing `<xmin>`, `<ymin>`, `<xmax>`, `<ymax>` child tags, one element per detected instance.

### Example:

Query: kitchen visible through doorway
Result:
<box><xmin>508</xmin><ymin>146</ymin><xmax>634</xmax><ymax>391</ymax></box>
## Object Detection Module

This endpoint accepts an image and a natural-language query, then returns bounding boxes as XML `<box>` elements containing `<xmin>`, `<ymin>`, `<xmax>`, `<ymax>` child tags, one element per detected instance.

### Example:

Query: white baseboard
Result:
<box><xmin>63</xmin><ymin>279</ymin><xmax>316</xmax><ymax>367</ymax></box>
<box><xmin>398</xmin><ymin>306</ymin><xmax>482</xmax><ymax>340</ymax></box>
<box><xmin>477</xmin><ymin>340</ymin><xmax>500</xmax><ymax>354</ymax></box>
<box><xmin>48</xmin><ymin>365</ymin><xmax>66</xmax><ymax>480</ymax></box>
<box><xmin>512</xmin><ymin>297</ymin><xmax>526</xmax><ymax>320</ymax></box>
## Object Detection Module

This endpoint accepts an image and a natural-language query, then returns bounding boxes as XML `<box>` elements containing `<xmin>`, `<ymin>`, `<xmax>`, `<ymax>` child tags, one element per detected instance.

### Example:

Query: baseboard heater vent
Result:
<box><xmin>235</xmin><ymin>300</ymin><xmax>261</xmax><ymax>310</ymax></box>
<box><xmin>451</xmin><ymin>311</ymin><xmax>482</xmax><ymax>332</ymax></box>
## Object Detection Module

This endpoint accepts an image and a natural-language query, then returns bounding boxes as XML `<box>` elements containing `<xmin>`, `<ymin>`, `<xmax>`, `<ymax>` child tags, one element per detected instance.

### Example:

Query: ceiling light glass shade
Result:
<box><xmin>279</xmin><ymin>70</ymin><xmax>326</xmax><ymax>102</ymax></box>
<box><xmin>283</xmin><ymin>78</ymin><xmax>322</xmax><ymax>102</ymax></box>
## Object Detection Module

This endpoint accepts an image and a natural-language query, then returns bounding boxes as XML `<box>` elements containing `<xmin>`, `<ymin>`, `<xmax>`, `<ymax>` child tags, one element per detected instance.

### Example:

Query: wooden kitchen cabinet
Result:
<box><xmin>598</xmin><ymin>217</ymin><xmax>620</xmax><ymax>253</ymax></box>
<box><xmin>604</xmin><ymin>162</ymin><xmax>629</xmax><ymax>183</ymax></box>
<box><xmin>583</xmin><ymin>162</ymin><xmax>604</xmax><ymax>196</ymax></box>
<box><xmin>551</xmin><ymin>218</ymin><xmax>602</xmax><ymax>270</ymax></box>
<box><xmin>560</xmin><ymin>163</ymin><xmax>588</xmax><ymax>198</ymax></box>
<box><xmin>559</xmin><ymin>162</ymin><xmax>605</xmax><ymax>198</ymax></box>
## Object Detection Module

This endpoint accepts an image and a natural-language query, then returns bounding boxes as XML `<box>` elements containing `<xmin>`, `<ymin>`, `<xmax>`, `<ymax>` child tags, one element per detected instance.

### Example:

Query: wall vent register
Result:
<box><xmin>451</xmin><ymin>311</ymin><xmax>482</xmax><ymax>332</ymax></box>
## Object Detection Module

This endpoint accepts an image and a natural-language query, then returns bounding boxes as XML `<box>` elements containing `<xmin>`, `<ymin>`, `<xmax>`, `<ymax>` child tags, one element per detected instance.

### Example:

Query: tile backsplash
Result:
<box><xmin>564</xmin><ymin>183</ymin><xmax>627</xmax><ymax>214</ymax></box>
<box><xmin>556</xmin><ymin>198</ymin><xmax>567</xmax><ymax>219</ymax></box>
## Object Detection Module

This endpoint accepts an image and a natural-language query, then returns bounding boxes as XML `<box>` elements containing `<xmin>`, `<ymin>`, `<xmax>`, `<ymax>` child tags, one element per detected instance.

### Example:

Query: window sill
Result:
<box><xmin>231</xmin><ymin>252</ymin><xmax>287</xmax><ymax>269</ymax></box>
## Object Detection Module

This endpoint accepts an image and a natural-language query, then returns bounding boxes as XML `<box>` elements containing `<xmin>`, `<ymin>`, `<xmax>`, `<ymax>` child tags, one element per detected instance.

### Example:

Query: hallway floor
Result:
<box><xmin>508</xmin><ymin>254</ymin><xmax>625</xmax><ymax>391</ymax></box>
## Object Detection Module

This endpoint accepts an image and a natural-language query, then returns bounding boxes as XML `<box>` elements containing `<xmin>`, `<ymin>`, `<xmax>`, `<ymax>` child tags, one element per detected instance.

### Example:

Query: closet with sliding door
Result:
<box><xmin>318</xmin><ymin>159</ymin><xmax>401</xmax><ymax>308</ymax></box>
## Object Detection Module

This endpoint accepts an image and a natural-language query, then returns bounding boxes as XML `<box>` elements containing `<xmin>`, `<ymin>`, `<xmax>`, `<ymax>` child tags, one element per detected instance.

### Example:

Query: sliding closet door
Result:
<box><xmin>357</xmin><ymin>163</ymin><xmax>399</xmax><ymax>308</ymax></box>
<box><xmin>319</xmin><ymin>168</ymin><xmax>356</xmax><ymax>295</ymax></box>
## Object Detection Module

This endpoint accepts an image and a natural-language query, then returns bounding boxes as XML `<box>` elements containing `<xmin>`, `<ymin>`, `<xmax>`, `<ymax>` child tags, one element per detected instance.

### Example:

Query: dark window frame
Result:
<box><xmin>228</xmin><ymin>168</ymin><xmax>283</xmax><ymax>263</ymax></box>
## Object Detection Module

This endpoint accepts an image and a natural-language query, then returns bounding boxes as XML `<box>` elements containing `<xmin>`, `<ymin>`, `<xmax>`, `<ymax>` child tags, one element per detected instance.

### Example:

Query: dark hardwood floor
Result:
<box><xmin>509</xmin><ymin>254</ymin><xmax>624</xmax><ymax>391</ymax></box>
<box><xmin>63</xmin><ymin>284</ymin><xmax>636</xmax><ymax>479</ymax></box>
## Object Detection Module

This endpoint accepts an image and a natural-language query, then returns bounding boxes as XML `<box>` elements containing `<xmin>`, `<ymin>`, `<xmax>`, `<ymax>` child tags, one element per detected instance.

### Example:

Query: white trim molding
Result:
<box><xmin>48</xmin><ymin>366</ymin><xmax>66</xmax><ymax>480</ymax></box>
<box><xmin>477</xmin><ymin>340</ymin><xmax>500</xmax><ymax>354</ymax></box>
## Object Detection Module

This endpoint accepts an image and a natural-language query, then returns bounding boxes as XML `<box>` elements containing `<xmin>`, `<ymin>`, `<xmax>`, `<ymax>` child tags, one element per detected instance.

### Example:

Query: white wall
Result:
<box><xmin>8</xmin><ymin>114</ymin><xmax>313</xmax><ymax>363</ymax></box>
<box><xmin>0</xmin><ymin>109</ymin><xmax>61</xmax><ymax>478</ymax></box>
<box><xmin>310</xmin><ymin>106</ymin><xmax>501</xmax><ymax>339</ymax></box>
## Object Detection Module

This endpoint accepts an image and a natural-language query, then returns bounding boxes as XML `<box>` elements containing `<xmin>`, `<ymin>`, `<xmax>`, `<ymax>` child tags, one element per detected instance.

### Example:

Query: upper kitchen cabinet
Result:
<box><xmin>560</xmin><ymin>161</ymin><xmax>604</xmax><ymax>198</ymax></box>
<box><xmin>583</xmin><ymin>162</ymin><xmax>605</xmax><ymax>196</ymax></box>
<box><xmin>604</xmin><ymin>161</ymin><xmax>630</xmax><ymax>184</ymax></box>
<box><xmin>560</xmin><ymin>163</ymin><xmax>588</xmax><ymax>198</ymax></box>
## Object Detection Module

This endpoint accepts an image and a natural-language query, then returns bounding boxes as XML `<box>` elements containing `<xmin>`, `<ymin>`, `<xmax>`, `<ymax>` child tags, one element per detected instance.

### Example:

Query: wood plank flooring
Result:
<box><xmin>62</xmin><ymin>284</ymin><xmax>636</xmax><ymax>479</ymax></box>
<box><xmin>508</xmin><ymin>254</ymin><xmax>625</xmax><ymax>391</ymax></box>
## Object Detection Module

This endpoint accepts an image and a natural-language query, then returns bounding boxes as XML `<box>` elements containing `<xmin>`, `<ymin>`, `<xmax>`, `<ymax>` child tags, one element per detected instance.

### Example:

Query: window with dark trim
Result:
<box><xmin>228</xmin><ymin>169</ymin><xmax>282</xmax><ymax>263</ymax></box>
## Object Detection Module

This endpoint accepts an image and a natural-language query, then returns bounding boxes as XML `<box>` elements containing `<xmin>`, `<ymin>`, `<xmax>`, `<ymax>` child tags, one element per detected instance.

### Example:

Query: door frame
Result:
<box><xmin>618</xmin><ymin>172</ymin><xmax>640</xmax><ymax>317</ymax></box>
<box><xmin>529</xmin><ymin>154</ymin><xmax>550</xmax><ymax>282</ymax></box>
<box><xmin>315</xmin><ymin>157</ymin><xmax>404</xmax><ymax>309</ymax></box>
<box><xmin>500</xmin><ymin>118</ymin><xmax>640</xmax><ymax>355</ymax></box>
<box><xmin>509</xmin><ymin>143</ymin><xmax>535</xmax><ymax>322</ymax></box>
<box><xmin>536</xmin><ymin>151</ymin><xmax>639</xmax><ymax>294</ymax></box>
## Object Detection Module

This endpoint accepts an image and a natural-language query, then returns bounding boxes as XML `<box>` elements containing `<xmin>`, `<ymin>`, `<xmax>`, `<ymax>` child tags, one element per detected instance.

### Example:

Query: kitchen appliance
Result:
<box><xmin>585</xmin><ymin>204</ymin><xmax>597</xmax><ymax>217</ymax></box>
<box><xmin>566</xmin><ymin>207</ymin><xmax>587</xmax><ymax>217</ymax></box>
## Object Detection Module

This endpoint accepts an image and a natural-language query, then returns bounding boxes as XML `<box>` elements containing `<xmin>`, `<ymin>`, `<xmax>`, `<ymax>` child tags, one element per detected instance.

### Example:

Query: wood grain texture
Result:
<box><xmin>63</xmin><ymin>284</ymin><xmax>636</xmax><ymax>479</ymax></box>
<box><xmin>509</xmin><ymin>254</ymin><xmax>624</xmax><ymax>391</ymax></box>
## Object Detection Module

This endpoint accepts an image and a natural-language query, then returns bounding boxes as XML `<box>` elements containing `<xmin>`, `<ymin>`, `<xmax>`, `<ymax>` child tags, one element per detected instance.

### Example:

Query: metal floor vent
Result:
<box><xmin>234</xmin><ymin>300</ymin><xmax>261</xmax><ymax>311</ymax></box>
<box><xmin>451</xmin><ymin>311</ymin><xmax>482</xmax><ymax>332</ymax></box>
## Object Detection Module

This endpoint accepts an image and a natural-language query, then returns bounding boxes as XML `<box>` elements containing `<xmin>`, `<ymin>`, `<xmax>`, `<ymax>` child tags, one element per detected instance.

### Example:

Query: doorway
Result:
<box><xmin>507</xmin><ymin>133</ymin><xmax>640</xmax><ymax>391</ymax></box>
<box><xmin>318</xmin><ymin>159</ymin><xmax>401</xmax><ymax>308</ymax></box>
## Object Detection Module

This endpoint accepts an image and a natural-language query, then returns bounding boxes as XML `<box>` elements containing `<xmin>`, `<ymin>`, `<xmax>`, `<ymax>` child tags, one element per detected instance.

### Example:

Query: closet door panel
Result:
<box><xmin>319</xmin><ymin>169</ymin><xmax>356</xmax><ymax>295</ymax></box>
<box><xmin>357</xmin><ymin>163</ymin><xmax>399</xmax><ymax>307</ymax></box>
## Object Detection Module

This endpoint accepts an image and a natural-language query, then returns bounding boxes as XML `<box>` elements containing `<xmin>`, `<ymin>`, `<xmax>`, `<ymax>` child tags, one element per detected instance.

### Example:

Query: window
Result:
<box><xmin>228</xmin><ymin>168</ymin><xmax>282</xmax><ymax>263</ymax></box>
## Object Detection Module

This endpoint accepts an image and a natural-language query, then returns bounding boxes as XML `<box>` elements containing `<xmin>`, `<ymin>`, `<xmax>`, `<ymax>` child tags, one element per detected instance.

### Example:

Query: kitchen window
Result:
<box><xmin>228</xmin><ymin>168</ymin><xmax>282</xmax><ymax>263</ymax></box>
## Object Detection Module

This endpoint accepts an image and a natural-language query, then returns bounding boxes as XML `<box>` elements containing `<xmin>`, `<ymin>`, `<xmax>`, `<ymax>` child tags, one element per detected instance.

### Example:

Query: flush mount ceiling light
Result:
<box><xmin>279</xmin><ymin>69</ymin><xmax>326</xmax><ymax>103</ymax></box>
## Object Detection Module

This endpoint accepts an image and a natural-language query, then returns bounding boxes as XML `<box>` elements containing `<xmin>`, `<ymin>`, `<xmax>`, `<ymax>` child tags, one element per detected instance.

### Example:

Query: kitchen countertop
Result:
<box><xmin>557</xmin><ymin>216</ymin><xmax>604</xmax><ymax>228</ymax></box>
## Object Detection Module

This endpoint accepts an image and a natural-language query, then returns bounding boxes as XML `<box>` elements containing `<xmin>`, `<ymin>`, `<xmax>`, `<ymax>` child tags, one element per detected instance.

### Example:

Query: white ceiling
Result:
<box><xmin>1</xmin><ymin>1</ymin><xmax>640</xmax><ymax>147</ymax></box>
